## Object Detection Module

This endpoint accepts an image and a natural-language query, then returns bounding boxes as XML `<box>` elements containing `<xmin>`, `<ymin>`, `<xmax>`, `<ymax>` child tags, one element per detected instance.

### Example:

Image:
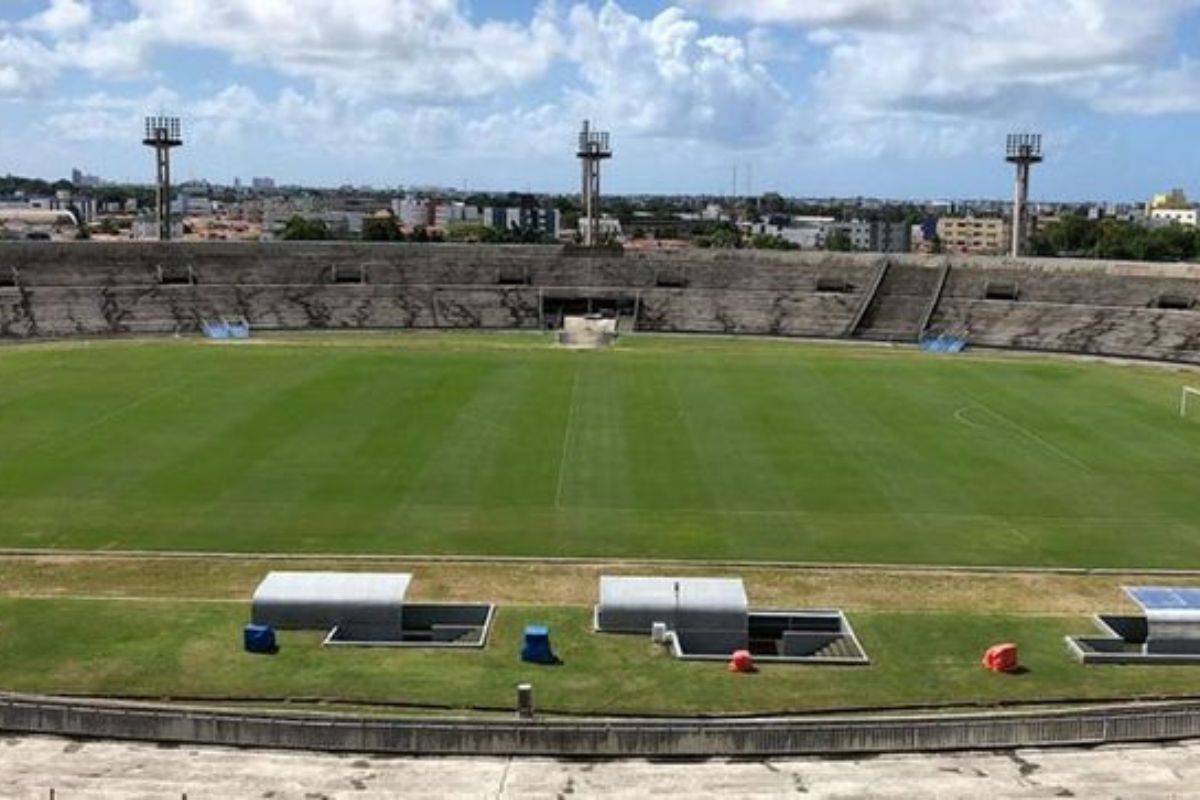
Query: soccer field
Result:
<box><xmin>2</xmin><ymin>332</ymin><xmax>1199</xmax><ymax>568</ymax></box>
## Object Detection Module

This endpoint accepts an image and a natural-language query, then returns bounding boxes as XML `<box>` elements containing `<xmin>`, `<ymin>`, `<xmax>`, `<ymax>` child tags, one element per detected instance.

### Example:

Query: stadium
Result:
<box><xmin>1</xmin><ymin>240</ymin><xmax>1200</xmax><ymax>736</ymax></box>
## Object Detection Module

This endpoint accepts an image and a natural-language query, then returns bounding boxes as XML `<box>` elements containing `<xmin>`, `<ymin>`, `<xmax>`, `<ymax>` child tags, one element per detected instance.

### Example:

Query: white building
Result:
<box><xmin>435</xmin><ymin>202</ymin><xmax>480</xmax><ymax>229</ymax></box>
<box><xmin>577</xmin><ymin>215</ymin><xmax>621</xmax><ymax>241</ymax></box>
<box><xmin>1149</xmin><ymin>207</ymin><xmax>1199</xmax><ymax>227</ymax></box>
<box><xmin>391</xmin><ymin>196</ymin><xmax>434</xmax><ymax>228</ymax></box>
<box><xmin>132</xmin><ymin>218</ymin><xmax>184</xmax><ymax>240</ymax></box>
<box><xmin>0</xmin><ymin>208</ymin><xmax>80</xmax><ymax>240</ymax></box>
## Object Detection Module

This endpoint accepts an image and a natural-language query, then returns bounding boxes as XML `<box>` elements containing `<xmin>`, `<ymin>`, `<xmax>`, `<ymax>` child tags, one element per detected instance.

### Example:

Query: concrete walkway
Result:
<box><xmin>3</xmin><ymin>734</ymin><xmax>1200</xmax><ymax>798</ymax></box>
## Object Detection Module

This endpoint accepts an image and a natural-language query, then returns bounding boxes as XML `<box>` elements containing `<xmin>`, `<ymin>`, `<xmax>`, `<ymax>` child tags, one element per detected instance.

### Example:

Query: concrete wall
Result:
<box><xmin>4</xmin><ymin>694</ymin><xmax>1200</xmax><ymax>757</ymax></box>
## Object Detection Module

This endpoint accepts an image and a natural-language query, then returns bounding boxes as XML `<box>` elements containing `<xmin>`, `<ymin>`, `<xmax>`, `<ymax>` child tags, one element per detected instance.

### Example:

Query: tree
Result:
<box><xmin>825</xmin><ymin>230</ymin><xmax>853</xmax><ymax>252</ymax></box>
<box><xmin>696</xmin><ymin>224</ymin><xmax>742</xmax><ymax>249</ymax></box>
<box><xmin>281</xmin><ymin>215</ymin><xmax>331</xmax><ymax>241</ymax></box>
<box><xmin>362</xmin><ymin>214</ymin><xmax>403</xmax><ymax>241</ymax></box>
<box><xmin>1028</xmin><ymin>215</ymin><xmax>1200</xmax><ymax>263</ymax></box>
<box><xmin>759</xmin><ymin>192</ymin><xmax>787</xmax><ymax>215</ymax></box>
<box><xmin>750</xmin><ymin>233</ymin><xmax>799</xmax><ymax>251</ymax></box>
<box><xmin>445</xmin><ymin>223</ymin><xmax>490</xmax><ymax>243</ymax></box>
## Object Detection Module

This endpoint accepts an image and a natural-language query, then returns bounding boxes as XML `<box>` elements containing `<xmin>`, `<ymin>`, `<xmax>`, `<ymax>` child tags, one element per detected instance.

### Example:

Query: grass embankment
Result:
<box><xmin>6</xmin><ymin>599</ymin><xmax>1200</xmax><ymax>716</ymax></box>
<box><xmin>2</xmin><ymin>556</ymin><xmax>1200</xmax><ymax>715</ymax></box>
<box><xmin>1</xmin><ymin>333</ymin><xmax>1199</xmax><ymax>568</ymax></box>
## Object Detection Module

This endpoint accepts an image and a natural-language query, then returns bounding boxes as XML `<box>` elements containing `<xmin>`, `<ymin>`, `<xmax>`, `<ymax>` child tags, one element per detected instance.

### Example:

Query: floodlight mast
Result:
<box><xmin>577</xmin><ymin>120</ymin><xmax>612</xmax><ymax>247</ymax></box>
<box><xmin>142</xmin><ymin>116</ymin><xmax>183</xmax><ymax>242</ymax></box>
<box><xmin>1005</xmin><ymin>133</ymin><xmax>1043</xmax><ymax>258</ymax></box>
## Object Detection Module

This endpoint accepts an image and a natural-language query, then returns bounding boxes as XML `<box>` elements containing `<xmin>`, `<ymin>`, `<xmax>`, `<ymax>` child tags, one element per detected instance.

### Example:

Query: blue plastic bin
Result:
<box><xmin>244</xmin><ymin>624</ymin><xmax>277</xmax><ymax>654</ymax></box>
<box><xmin>520</xmin><ymin>624</ymin><xmax>556</xmax><ymax>664</ymax></box>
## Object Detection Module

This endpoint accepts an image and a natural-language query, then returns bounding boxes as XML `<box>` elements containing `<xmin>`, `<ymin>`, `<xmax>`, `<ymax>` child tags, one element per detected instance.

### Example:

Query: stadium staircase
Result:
<box><xmin>844</xmin><ymin>259</ymin><xmax>890</xmax><ymax>337</ymax></box>
<box><xmin>851</xmin><ymin>263</ymin><xmax>945</xmax><ymax>343</ymax></box>
<box><xmin>917</xmin><ymin>263</ymin><xmax>952</xmax><ymax>339</ymax></box>
<box><xmin>810</xmin><ymin>637</ymin><xmax>862</xmax><ymax>660</ymax></box>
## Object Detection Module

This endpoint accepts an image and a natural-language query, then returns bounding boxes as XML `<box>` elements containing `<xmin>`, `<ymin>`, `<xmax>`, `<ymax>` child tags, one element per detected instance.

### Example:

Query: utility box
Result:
<box><xmin>516</xmin><ymin>683</ymin><xmax>535</xmax><ymax>719</ymax></box>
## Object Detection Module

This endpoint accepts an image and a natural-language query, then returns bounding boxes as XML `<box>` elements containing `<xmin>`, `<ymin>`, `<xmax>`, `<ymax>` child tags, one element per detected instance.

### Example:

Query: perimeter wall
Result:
<box><xmin>4</xmin><ymin>693</ymin><xmax>1200</xmax><ymax>757</ymax></box>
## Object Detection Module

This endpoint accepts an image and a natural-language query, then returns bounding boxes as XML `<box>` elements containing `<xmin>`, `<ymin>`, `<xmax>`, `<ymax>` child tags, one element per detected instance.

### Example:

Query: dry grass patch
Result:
<box><xmin>2</xmin><ymin>555</ymin><xmax>1197</xmax><ymax>615</ymax></box>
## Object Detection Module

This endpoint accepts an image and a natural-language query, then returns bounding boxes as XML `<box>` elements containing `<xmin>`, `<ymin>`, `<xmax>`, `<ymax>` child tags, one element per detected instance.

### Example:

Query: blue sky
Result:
<box><xmin>2</xmin><ymin>0</ymin><xmax>1200</xmax><ymax>200</ymax></box>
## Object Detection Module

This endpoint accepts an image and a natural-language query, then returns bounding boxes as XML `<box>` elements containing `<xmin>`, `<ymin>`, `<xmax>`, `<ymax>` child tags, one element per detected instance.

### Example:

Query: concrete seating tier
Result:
<box><xmin>3</xmin><ymin>244</ymin><xmax>1200</xmax><ymax>366</ymax></box>
<box><xmin>932</xmin><ymin>299</ymin><xmax>1200</xmax><ymax>362</ymax></box>
<box><xmin>942</xmin><ymin>265</ymin><xmax>1200</xmax><ymax>308</ymax></box>
<box><xmin>636</xmin><ymin>290</ymin><xmax>860</xmax><ymax>336</ymax></box>
<box><xmin>0</xmin><ymin>285</ymin><xmax>544</xmax><ymax>337</ymax></box>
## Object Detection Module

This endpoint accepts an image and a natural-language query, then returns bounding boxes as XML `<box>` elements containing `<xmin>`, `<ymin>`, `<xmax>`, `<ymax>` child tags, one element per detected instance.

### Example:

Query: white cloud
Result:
<box><xmin>21</xmin><ymin>0</ymin><xmax>92</xmax><ymax>34</ymax></box>
<box><xmin>0</xmin><ymin>34</ymin><xmax>60</xmax><ymax>97</ymax></box>
<box><xmin>685</xmin><ymin>0</ymin><xmax>944</xmax><ymax>30</ymax></box>
<box><xmin>560</xmin><ymin>3</ymin><xmax>787</xmax><ymax>145</ymax></box>
<box><xmin>689</xmin><ymin>0</ymin><xmax>1200</xmax><ymax>157</ymax></box>
<box><xmin>41</xmin><ymin>109</ymin><xmax>132</xmax><ymax>143</ymax></box>
<box><xmin>84</xmin><ymin>0</ymin><xmax>565</xmax><ymax>102</ymax></box>
<box><xmin>46</xmin><ymin>1</ymin><xmax>787</xmax><ymax>155</ymax></box>
<box><xmin>1087</xmin><ymin>60</ymin><xmax>1200</xmax><ymax>115</ymax></box>
<box><xmin>15</xmin><ymin>0</ymin><xmax>1200</xmax><ymax>181</ymax></box>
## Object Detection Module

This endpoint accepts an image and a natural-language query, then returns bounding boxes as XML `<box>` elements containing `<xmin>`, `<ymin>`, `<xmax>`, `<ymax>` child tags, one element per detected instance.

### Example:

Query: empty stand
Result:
<box><xmin>1</xmin><ymin>243</ymin><xmax>1198</xmax><ymax>364</ymax></box>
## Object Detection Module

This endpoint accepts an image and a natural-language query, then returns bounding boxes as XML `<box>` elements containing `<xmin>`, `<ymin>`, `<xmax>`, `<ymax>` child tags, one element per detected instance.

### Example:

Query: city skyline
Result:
<box><xmin>2</xmin><ymin>1</ymin><xmax>1200</xmax><ymax>200</ymax></box>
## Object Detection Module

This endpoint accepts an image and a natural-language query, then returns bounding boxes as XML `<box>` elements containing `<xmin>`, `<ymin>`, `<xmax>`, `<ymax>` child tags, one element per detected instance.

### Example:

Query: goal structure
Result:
<box><xmin>1182</xmin><ymin>386</ymin><xmax>1200</xmax><ymax>418</ymax></box>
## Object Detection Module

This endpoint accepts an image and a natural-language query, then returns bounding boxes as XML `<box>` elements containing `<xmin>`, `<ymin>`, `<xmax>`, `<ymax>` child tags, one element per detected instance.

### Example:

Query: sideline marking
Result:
<box><xmin>51</xmin><ymin>377</ymin><xmax>193</xmax><ymax>447</ymax></box>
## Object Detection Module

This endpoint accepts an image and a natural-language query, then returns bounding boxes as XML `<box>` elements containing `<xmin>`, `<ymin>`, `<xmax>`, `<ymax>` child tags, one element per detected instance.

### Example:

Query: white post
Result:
<box><xmin>1182</xmin><ymin>387</ymin><xmax>1200</xmax><ymax>418</ymax></box>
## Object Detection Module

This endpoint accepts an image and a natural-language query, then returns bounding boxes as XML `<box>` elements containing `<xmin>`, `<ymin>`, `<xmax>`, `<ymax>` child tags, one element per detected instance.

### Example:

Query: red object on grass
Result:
<box><xmin>982</xmin><ymin>643</ymin><xmax>1019</xmax><ymax>673</ymax></box>
<box><xmin>728</xmin><ymin>649</ymin><xmax>755</xmax><ymax>673</ymax></box>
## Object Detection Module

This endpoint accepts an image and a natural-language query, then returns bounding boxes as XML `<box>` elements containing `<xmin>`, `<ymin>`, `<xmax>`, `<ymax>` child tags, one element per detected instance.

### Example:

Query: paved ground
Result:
<box><xmin>3</xmin><ymin>735</ymin><xmax>1200</xmax><ymax>798</ymax></box>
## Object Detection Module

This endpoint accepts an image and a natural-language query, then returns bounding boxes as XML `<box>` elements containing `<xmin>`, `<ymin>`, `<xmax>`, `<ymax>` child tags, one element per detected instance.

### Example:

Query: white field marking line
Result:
<box><xmin>536</xmin><ymin>504</ymin><xmax>1172</xmax><ymax>526</ymax></box>
<box><xmin>1008</xmin><ymin>526</ymin><xmax>1033</xmax><ymax>548</ymax></box>
<box><xmin>1</xmin><ymin>593</ymin><xmax>242</xmax><ymax>604</ymax></box>
<box><xmin>13</xmin><ymin>547</ymin><xmax>1200</xmax><ymax>577</ymax></box>
<box><xmin>966</xmin><ymin>399</ymin><xmax>1089</xmax><ymax>471</ymax></box>
<box><xmin>952</xmin><ymin>405</ymin><xmax>987</xmax><ymax>430</ymax></box>
<box><xmin>32</xmin><ymin>375</ymin><xmax>195</xmax><ymax>453</ymax></box>
<box><xmin>10</xmin><ymin>492</ymin><xmax>1172</xmax><ymax>527</ymax></box>
<box><xmin>553</xmin><ymin>362</ymin><xmax>581</xmax><ymax>510</ymax></box>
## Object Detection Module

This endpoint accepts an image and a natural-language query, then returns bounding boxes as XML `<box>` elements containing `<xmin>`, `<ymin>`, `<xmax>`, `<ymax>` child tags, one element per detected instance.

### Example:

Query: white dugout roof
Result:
<box><xmin>251</xmin><ymin>572</ymin><xmax>411</xmax><ymax>630</ymax></box>
<box><xmin>595</xmin><ymin>576</ymin><xmax>749</xmax><ymax>633</ymax></box>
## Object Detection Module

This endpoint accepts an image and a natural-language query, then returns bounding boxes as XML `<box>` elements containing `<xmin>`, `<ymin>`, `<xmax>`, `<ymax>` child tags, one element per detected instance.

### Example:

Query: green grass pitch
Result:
<box><xmin>1</xmin><ymin>331</ymin><xmax>1199</xmax><ymax>568</ymax></box>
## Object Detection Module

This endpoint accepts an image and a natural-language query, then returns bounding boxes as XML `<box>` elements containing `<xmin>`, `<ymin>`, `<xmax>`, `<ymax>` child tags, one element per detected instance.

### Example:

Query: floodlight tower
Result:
<box><xmin>577</xmin><ymin>120</ymin><xmax>612</xmax><ymax>247</ymax></box>
<box><xmin>1005</xmin><ymin>133</ymin><xmax>1043</xmax><ymax>257</ymax></box>
<box><xmin>142</xmin><ymin>116</ymin><xmax>183</xmax><ymax>241</ymax></box>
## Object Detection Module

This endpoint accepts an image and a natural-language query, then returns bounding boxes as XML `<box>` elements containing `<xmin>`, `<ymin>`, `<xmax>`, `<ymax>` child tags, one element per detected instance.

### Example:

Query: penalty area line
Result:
<box><xmin>970</xmin><ymin>399</ymin><xmax>1089</xmax><ymax>471</ymax></box>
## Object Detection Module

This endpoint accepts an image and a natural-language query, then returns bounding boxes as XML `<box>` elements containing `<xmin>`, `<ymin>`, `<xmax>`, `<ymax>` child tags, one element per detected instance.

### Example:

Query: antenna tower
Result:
<box><xmin>142</xmin><ymin>116</ymin><xmax>183</xmax><ymax>241</ymax></box>
<box><xmin>577</xmin><ymin>120</ymin><xmax>612</xmax><ymax>247</ymax></box>
<box><xmin>1005</xmin><ymin>133</ymin><xmax>1043</xmax><ymax>257</ymax></box>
